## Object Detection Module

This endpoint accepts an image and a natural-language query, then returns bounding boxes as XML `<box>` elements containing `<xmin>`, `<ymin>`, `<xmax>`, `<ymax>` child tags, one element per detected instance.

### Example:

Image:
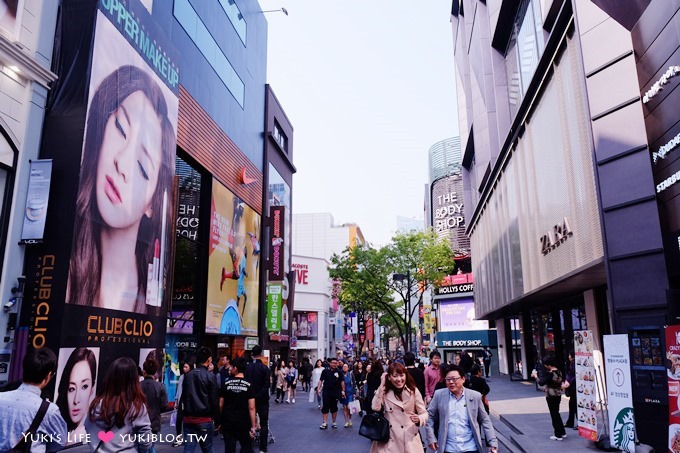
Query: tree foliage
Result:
<box><xmin>329</xmin><ymin>230</ymin><xmax>455</xmax><ymax>353</ymax></box>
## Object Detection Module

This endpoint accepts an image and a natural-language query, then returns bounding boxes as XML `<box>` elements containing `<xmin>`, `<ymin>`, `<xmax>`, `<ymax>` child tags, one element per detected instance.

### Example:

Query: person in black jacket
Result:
<box><xmin>181</xmin><ymin>346</ymin><xmax>219</xmax><ymax>453</ymax></box>
<box><xmin>466</xmin><ymin>364</ymin><xmax>490</xmax><ymax>413</ymax></box>
<box><xmin>245</xmin><ymin>345</ymin><xmax>271</xmax><ymax>453</ymax></box>
<box><xmin>404</xmin><ymin>352</ymin><xmax>426</xmax><ymax>399</ymax></box>
<box><xmin>564</xmin><ymin>351</ymin><xmax>577</xmax><ymax>429</ymax></box>
<box><xmin>140</xmin><ymin>358</ymin><xmax>168</xmax><ymax>434</ymax></box>
<box><xmin>532</xmin><ymin>354</ymin><xmax>566</xmax><ymax>441</ymax></box>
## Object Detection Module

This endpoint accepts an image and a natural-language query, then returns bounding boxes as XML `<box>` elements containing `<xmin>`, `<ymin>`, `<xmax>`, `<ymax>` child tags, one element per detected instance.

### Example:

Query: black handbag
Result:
<box><xmin>358</xmin><ymin>411</ymin><xmax>390</xmax><ymax>443</ymax></box>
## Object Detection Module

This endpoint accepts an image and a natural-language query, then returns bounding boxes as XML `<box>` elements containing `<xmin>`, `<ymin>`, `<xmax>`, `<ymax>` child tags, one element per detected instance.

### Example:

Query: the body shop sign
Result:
<box><xmin>269</xmin><ymin>206</ymin><xmax>285</xmax><ymax>280</ymax></box>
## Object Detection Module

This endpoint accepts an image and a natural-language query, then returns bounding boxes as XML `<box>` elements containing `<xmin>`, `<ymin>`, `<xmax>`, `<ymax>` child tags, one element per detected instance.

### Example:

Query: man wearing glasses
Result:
<box><xmin>425</xmin><ymin>364</ymin><xmax>498</xmax><ymax>453</ymax></box>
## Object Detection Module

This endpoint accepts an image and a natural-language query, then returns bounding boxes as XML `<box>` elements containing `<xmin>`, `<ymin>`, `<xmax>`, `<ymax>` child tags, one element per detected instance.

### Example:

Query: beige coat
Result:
<box><xmin>370</xmin><ymin>385</ymin><xmax>428</xmax><ymax>453</ymax></box>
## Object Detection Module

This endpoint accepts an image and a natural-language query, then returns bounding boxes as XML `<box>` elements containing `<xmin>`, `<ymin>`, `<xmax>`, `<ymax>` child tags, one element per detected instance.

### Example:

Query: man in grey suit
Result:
<box><xmin>425</xmin><ymin>364</ymin><xmax>498</xmax><ymax>453</ymax></box>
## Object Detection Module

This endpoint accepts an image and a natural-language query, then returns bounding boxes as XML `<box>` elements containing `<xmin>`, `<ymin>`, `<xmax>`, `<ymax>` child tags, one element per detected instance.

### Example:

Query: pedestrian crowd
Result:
<box><xmin>0</xmin><ymin>347</ymin><xmax>507</xmax><ymax>453</ymax></box>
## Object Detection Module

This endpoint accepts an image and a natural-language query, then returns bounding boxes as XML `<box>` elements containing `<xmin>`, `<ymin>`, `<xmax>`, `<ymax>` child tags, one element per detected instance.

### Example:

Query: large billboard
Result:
<box><xmin>438</xmin><ymin>299</ymin><xmax>489</xmax><ymax>332</ymax></box>
<box><xmin>20</xmin><ymin>0</ymin><xmax>179</xmax><ymax>398</ymax></box>
<box><xmin>206</xmin><ymin>179</ymin><xmax>260</xmax><ymax>335</ymax></box>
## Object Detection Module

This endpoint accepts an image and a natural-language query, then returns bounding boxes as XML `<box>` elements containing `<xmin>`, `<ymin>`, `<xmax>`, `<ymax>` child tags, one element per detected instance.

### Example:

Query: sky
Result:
<box><xmin>258</xmin><ymin>0</ymin><xmax>459</xmax><ymax>247</ymax></box>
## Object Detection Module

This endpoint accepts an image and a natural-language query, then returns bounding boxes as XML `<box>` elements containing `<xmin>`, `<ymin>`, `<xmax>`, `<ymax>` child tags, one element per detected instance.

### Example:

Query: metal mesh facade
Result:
<box><xmin>428</xmin><ymin>137</ymin><xmax>462</xmax><ymax>184</ymax></box>
<box><xmin>431</xmin><ymin>174</ymin><xmax>470</xmax><ymax>253</ymax></box>
<box><xmin>471</xmin><ymin>36</ymin><xmax>603</xmax><ymax>318</ymax></box>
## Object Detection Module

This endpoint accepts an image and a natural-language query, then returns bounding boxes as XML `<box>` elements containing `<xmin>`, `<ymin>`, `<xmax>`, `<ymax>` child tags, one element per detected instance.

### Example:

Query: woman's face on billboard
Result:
<box><xmin>96</xmin><ymin>90</ymin><xmax>162</xmax><ymax>230</ymax></box>
<box><xmin>68</xmin><ymin>360</ymin><xmax>94</xmax><ymax>425</ymax></box>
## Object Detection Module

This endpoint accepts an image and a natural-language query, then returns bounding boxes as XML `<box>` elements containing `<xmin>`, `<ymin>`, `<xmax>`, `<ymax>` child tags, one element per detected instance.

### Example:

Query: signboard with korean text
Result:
<box><xmin>266</xmin><ymin>282</ymin><xmax>282</xmax><ymax>332</ymax></box>
<box><xmin>603</xmin><ymin>334</ymin><xmax>636</xmax><ymax>453</ymax></box>
<box><xmin>574</xmin><ymin>330</ymin><xmax>598</xmax><ymax>441</ymax></box>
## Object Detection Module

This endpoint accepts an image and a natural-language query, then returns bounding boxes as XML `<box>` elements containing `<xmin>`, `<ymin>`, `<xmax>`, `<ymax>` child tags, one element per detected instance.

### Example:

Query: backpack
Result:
<box><xmin>546</xmin><ymin>370</ymin><xmax>564</xmax><ymax>397</ymax></box>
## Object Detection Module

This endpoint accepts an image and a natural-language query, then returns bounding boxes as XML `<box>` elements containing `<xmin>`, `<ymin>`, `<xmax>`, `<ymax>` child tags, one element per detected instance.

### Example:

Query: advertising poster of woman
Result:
<box><xmin>206</xmin><ymin>179</ymin><xmax>261</xmax><ymax>335</ymax></box>
<box><xmin>55</xmin><ymin>347</ymin><xmax>100</xmax><ymax>445</ymax></box>
<box><xmin>65</xmin><ymin>7</ymin><xmax>178</xmax><ymax>317</ymax></box>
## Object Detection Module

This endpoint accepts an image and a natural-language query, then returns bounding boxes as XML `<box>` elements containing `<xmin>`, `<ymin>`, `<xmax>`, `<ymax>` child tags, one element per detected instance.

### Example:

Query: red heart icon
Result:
<box><xmin>98</xmin><ymin>431</ymin><xmax>114</xmax><ymax>443</ymax></box>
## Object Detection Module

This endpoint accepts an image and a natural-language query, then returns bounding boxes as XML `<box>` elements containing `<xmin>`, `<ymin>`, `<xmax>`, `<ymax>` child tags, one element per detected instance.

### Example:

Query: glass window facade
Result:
<box><xmin>505</xmin><ymin>0</ymin><xmax>545</xmax><ymax>118</ymax></box>
<box><xmin>170</xmin><ymin>156</ymin><xmax>204</xmax><ymax>334</ymax></box>
<box><xmin>0</xmin><ymin>131</ymin><xmax>15</xmax><ymax>278</ymax></box>
<box><xmin>218</xmin><ymin>0</ymin><xmax>247</xmax><ymax>45</ymax></box>
<box><xmin>174</xmin><ymin>0</ymin><xmax>245</xmax><ymax>107</ymax></box>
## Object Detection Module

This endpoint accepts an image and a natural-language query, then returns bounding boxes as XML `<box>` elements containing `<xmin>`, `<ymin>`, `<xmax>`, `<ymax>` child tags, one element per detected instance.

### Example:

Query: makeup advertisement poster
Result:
<box><xmin>574</xmin><ymin>330</ymin><xmax>599</xmax><ymax>441</ymax></box>
<box><xmin>666</xmin><ymin>325</ymin><xmax>680</xmax><ymax>452</ymax></box>
<box><xmin>603</xmin><ymin>334</ymin><xmax>636</xmax><ymax>453</ymax></box>
<box><xmin>20</xmin><ymin>0</ymin><xmax>178</xmax><ymax>391</ymax></box>
<box><xmin>206</xmin><ymin>178</ymin><xmax>261</xmax><ymax>336</ymax></box>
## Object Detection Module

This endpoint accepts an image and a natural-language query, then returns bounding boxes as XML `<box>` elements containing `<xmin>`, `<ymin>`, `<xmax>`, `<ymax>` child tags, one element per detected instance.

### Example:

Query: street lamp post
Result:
<box><xmin>393</xmin><ymin>270</ymin><xmax>412</xmax><ymax>353</ymax></box>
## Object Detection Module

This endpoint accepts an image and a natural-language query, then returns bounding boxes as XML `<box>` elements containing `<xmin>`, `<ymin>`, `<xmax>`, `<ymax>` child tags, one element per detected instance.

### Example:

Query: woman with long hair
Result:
<box><xmin>339</xmin><ymin>362</ymin><xmax>356</xmax><ymax>427</ymax></box>
<box><xmin>364</xmin><ymin>359</ymin><xmax>384</xmax><ymax>415</ymax></box>
<box><xmin>56</xmin><ymin>348</ymin><xmax>97</xmax><ymax>445</ymax></box>
<box><xmin>309</xmin><ymin>359</ymin><xmax>324</xmax><ymax>407</ymax></box>
<box><xmin>67</xmin><ymin>65</ymin><xmax>175</xmax><ymax>315</ymax></box>
<box><xmin>285</xmin><ymin>360</ymin><xmax>298</xmax><ymax>404</ymax></box>
<box><xmin>370</xmin><ymin>362</ymin><xmax>428</xmax><ymax>453</ymax></box>
<box><xmin>274</xmin><ymin>359</ymin><xmax>288</xmax><ymax>404</ymax></box>
<box><xmin>85</xmin><ymin>357</ymin><xmax>153</xmax><ymax>452</ymax></box>
<box><xmin>172</xmin><ymin>361</ymin><xmax>193</xmax><ymax>447</ymax></box>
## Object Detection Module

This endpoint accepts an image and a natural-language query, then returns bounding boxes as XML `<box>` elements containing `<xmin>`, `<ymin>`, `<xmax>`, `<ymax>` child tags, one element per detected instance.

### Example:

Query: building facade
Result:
<box><xmin>451</xmin><ymin>0</ymin><xmax>670</xmax><ymax>448</ymax></box>
<box><xmin>292</xmin><ymin>212</ymin><xmax>368</xmax><ymax>358</ymax></box>
<box><xmin>8</xmin><ymin>0</ymin><xmax>294</xmax><ymax>412</ymax></box>
<box><xmin>0</xmin><ymin>1</ymin><xmax>58</xmax><ymax>383</ymax></box>
<box><xmin>290</xmin><ymin>255</ymin><xmax>332</xmax><ymax>362</ymax></box>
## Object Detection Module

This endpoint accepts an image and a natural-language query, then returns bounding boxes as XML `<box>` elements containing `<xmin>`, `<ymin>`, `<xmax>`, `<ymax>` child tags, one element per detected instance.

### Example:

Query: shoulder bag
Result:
<box><xmin>358</xmin><ymin>409</ymin><xmax>390</xmax><ymax>443</ymax></box>
<box><xmin>10</xmin><ymin>399</ymin><xmax>50</xmax><ymax>453</ymax></box>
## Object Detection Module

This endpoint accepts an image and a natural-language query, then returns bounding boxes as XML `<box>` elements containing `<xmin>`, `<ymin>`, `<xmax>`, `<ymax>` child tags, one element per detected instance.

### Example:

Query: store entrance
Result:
<box><xmin>529</xmin><ymin>297</ymin><xmax>587</xmax><ymax>372</ymax></box>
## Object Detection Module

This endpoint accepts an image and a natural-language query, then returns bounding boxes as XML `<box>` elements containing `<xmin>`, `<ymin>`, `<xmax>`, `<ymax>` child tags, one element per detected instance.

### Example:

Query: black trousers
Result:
<box><xmin>223</xmin><ymin>429</ymin><xmax>253</xmax><ymax>453</ymax></box>
<box><xmin>256</xmin><ymin>399</ymin><xmax>270</xmax><ymax>452</ymax></box>
<box><xmin>546</xmin><ymin>395</ymin><xmax>566</xmax><ymax>437</ymax></box>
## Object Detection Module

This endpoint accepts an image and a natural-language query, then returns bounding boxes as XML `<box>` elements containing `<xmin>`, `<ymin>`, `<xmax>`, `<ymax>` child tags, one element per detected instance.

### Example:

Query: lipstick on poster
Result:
<box><xmin>157</xmin><ymin>190</ymin><xmax>168</xmax><ymax>306</ymax></box>
<box><xmin>151</xmin><ymin>238</ymin><xmax>160</xmax><ymax>306</ymax></box>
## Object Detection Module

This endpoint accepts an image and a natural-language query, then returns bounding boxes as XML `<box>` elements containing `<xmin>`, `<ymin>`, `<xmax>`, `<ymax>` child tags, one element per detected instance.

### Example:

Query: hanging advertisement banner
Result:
<box><xmin>269</xmin><ymin>206</ymin><xmax>285</xmax><ymax>280</ymax></box>
<box><xmin>666</xmin><ymin>325</ymin><xmax>680</xmax><ymax>452</ymax></box>
<box><xmin>574</xmin><ymin>330</ymin><xmax>598</xmax><ymax>441</ymax></box>
<box><xmin>206</xmin><ymin>179</ymin><xmax>261</xmax><ymax>335</ymax></box>
<box><xmin>21</xmin><ymin>160</ymin><xmax>52</xmax><ymax>242</ymax></box>
<box><xmin>266</xmin><ymin>282</ymin><xmax>282</xmax><ymax>332</ymax></box>
<box><xmin>603</xmin><ymin>334</ymin><xmax>636</xmax><ymax>453</ymax></box>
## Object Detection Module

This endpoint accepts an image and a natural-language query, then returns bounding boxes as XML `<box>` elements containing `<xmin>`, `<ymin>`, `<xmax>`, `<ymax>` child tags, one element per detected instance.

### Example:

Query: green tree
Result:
<box><xmin>329</xmin><ymin>230</ymin><xmax>455</xmax><ymax>354</ymax></box>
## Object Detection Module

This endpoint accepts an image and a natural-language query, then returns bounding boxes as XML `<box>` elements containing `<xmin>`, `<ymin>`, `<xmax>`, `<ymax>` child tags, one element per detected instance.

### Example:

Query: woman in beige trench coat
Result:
<box><xmin>371</xmin><ymin>362</ymin><xmax>428</xmax><ymax>453</ymax></box>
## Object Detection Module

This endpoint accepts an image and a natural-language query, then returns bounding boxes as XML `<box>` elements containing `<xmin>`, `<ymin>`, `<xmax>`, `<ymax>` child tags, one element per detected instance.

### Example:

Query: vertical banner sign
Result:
<box><xmin>666</xmin><ymin>325</ymin><xmax>680</xmax><ymax>452</ymax></box>
<box><xmin>574</xmin><ymin>330</ymin><xmax>598</xmax><ymax>441</ymax></box>
<box><xmin>21</xmin><ymin>160</ymin><xmax>52</xmax><ymax>242</ymax></box>
<box><xmin>603</xmin><ymin>335</ymin><xmax>636</xmax><ymax>453</ymax></box>
<box><xmin>269</xmin><ymin>206</ymin><xmax>285</xmax><ymax>280</ymax></box>
<box><xmin>206</xmin><ymin>179</ymin><xmax>261</xmax><ymax>336</ymax></box>
<box><xmin>266</xmin><ymin>282</ymin><xmax>282</xmax><ymax>332</ymax></box>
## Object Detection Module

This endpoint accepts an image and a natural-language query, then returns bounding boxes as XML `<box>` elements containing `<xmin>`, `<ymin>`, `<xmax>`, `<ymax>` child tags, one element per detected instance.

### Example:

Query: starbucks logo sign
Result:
<box><xmin>612</xmin><ymin>407</ymin><xmax>635</xmax><ymax>453</ymax></box>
